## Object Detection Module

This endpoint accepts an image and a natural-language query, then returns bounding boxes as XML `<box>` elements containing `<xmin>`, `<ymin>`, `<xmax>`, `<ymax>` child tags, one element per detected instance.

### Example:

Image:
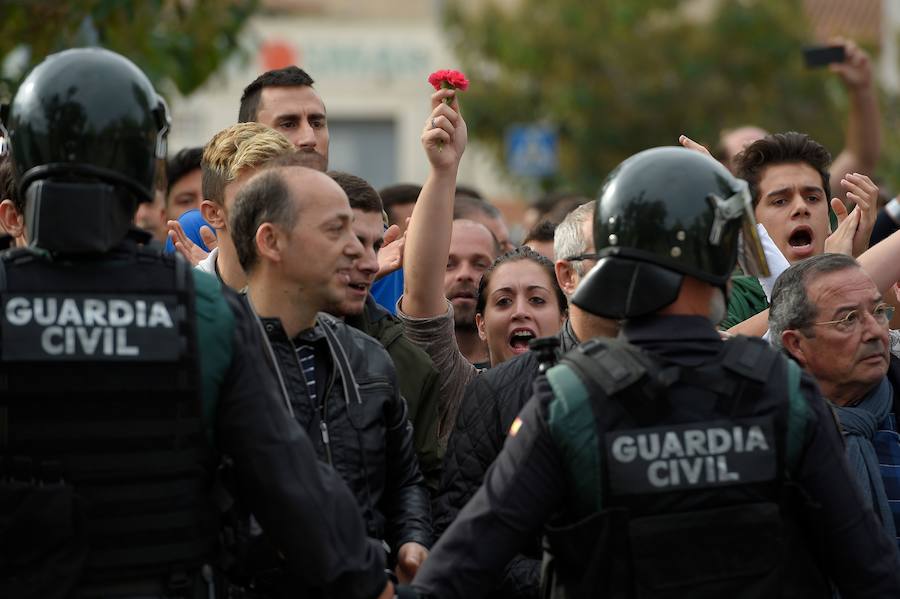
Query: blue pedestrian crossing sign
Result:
<box><xmin>505</xmin><ymin>125</ymin><xmax>558</xmax><ymax>177</ymax></box>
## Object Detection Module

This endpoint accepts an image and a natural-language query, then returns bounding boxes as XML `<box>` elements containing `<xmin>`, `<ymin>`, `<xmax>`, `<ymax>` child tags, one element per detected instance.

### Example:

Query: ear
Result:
<box><xmin>255</xmin><ymin>222</ymin><xmax>283</xmax><ymax>264</ymax></box>
<box><xmin>476</xmin><ymin>312</ymin><xmax>487</xmax><ymax>342</ymax></box>
<box><xmin>0</xmin><ymin>199</ymin><xmax>25</xmax><ymax>240</ymax></box>
<box><xmin>201</xmin><ymin>199</ymin><xmax>226</xmax><ymax>230</ymax></box>
<box><xmin>780</xmin><ymin>330</ymin><xmax>809</xmax><ymax>367</ymax></box>
<box><xmin>555</xmin><ymin>260</ymin><xmax>578</xmax><ymax>296</ymax></box>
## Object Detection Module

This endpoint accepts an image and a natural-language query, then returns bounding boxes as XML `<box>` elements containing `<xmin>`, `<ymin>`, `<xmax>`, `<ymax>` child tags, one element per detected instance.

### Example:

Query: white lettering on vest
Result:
<box><xmin>41</xmin><ymin>326</ymin><xmax>64</xmax><ymax>355</ymax></box>
<box><xmin>744</xmin><ymin>426</ymin><xmax>769</xmax><ymax>452</ymax></box>
<box><xmin>609</xmin><ymin>423</ymin><xmax>770</xmax><ymax>490</ymax></box>
<box><xmin>4</xmin><ymin>296</ymin><xmax>176</xmax><ymax>357</ymax></box>
<box><xmin>57</xmin><ymin>299</ymin><xmax>83</xmax><ymax>326</ymax></box>
<box><xmin>611</xmin><ymin>436</ymin><xmax>636</xmax><ymax>462</ymax></box>
<box><xmin>6</xmin><ymin>297</ymin><xmax>30</xmax><ymax>325</ymax></box>
<box><xmin>147</xmin><ymin>301</ymin><xmax>174</xmax><ymax>328</ymax></box>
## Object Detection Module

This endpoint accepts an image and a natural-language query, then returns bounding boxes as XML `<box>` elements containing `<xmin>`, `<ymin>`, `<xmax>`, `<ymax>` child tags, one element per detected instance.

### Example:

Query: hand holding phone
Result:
<box><xmin>803</xmin><ymin>45</ymin><xmax>846</xmax><ymax>68</ymax></box>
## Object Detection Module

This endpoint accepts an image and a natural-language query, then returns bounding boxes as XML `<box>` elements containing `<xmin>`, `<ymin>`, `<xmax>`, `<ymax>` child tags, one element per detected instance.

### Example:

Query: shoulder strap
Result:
<box><xmin>565</xmin><ymin>338</ymin><xmax>677</xmax><ymax>426</ymax></box>
<box><xmin>546</xmin><ymin>361</ymin><xmax>591</xmax><ymax>412</ymax></box>
<box><xmin>565</xmin><ymin>337</ymin><xmax>649</xmax><ymax>396</ymax></box>
<box><xmin>720</xmin><ymin>335</ymin><xmax>778</xmax><ymax>383</ymax></box>
<box><xmin>723</xmin><ymin>336</ymin><xmax>807</xmax><ymax>473</ymax></box>
<box><xmin>784</xmin><ymin>358</ymin><xmax>808</xmax><ymax>473</ymax></box>
<box><xmin>546</xmin><ymin>362</ymin><xmax>606</xmax><ymax>512</ymax></box>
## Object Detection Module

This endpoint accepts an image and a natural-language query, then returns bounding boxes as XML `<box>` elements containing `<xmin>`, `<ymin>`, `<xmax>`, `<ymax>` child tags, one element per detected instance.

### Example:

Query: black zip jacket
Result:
<box><xmin>432</xmin><ymin>320</ymin><xmax>580</xmax><ymax>598</ymax></box>
<box><xmin>261</xmin><ymin>312</ymin><xmax>432</xmax><ymax>555</ymax></box>
<box><xmin>218</xmin><ymin>291</ymin><xmax>389</xmax><ymax>599</ymax></box>
<box><xmin>345</xmin><ymin>294</ymin><xmax>443</xmax><ymax>495</ymax></box>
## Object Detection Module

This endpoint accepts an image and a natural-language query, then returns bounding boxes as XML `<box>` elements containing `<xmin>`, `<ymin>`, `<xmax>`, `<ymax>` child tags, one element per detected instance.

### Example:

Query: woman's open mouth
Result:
<box><xmin>508</xmin><ymin>328</ymin><xmax>537</xmax><ymax>354</ymax></box>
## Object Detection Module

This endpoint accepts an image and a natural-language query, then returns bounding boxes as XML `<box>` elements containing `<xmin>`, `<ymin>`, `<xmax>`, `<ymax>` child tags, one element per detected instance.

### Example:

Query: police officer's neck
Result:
<box><xmin>569</xmin><ymin>304</ymin><xmax>618</xmax><ymax>341</ymax></box>
<box><xmin>656</xmin><ymin>276</ymin><xmax>721</xmax><ymax>321</ymax></box>
<box><xmin>246</xmin><ymin>273</ymin><xmax>319</xmax><ymax>338</ymax></box>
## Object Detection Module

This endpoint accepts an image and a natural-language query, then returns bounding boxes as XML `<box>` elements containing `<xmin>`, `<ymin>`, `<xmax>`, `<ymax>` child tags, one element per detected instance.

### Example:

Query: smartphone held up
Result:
<box><xmin>803</xmin><ymin>45</ymin><xmax>846</xmax><ymax>68</ymax></box>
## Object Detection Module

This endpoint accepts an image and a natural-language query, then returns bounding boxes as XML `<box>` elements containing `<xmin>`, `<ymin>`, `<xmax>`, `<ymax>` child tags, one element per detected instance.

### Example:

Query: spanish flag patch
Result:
<box><xmin>509</xmin><ymin>416</ymin><xmax>523</xmax><ymax>437</ymax></box>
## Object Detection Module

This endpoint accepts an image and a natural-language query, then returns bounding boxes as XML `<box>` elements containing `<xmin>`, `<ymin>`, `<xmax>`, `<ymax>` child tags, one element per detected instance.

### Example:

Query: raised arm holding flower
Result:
<box><xmin>401</xmin><ymin>77</ymin><xmax>469</xmax><ymax>320</ymax></box>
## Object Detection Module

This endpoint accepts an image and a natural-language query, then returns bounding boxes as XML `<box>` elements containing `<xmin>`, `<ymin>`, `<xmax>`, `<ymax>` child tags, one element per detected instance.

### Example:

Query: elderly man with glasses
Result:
<box><xmin>770</xmin><ymin>252</ymin><xmax>900</xmax><ymax>549</ymax></box>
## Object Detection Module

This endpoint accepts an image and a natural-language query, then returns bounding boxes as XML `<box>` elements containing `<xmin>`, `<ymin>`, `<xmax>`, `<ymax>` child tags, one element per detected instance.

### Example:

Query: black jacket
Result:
<box><xmin>346</xmin><ymin>295</ymin><xmax>443</xmax><ymax>495</ymax></box>
<box><xmin>261</xmin><ymin>312</ymin><xmax>432</xmax><ymax>555</ymax></box>
<box><xmin>433</xmin><ymin>320</ymin><xmax>580</xmax><ymax>598</ymax></box>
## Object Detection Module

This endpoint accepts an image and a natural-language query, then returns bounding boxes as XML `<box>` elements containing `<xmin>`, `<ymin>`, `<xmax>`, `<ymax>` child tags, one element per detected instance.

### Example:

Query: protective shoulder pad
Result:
<box><xmin>562</xmin><ymin>337</ymin><xmax>650</xmax><ymax>396</ymax></box>
<box><xmin>720</xmin><ymin>335</ymin><xmax>777</xmax><ymax>383</ymax></box>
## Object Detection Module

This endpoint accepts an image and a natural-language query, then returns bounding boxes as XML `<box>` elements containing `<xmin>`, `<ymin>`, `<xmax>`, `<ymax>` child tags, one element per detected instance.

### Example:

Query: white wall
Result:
<box><xmin>167</xmin><ymin>15</ymin><xmax>520</xmax><ymax>199</ymax></box>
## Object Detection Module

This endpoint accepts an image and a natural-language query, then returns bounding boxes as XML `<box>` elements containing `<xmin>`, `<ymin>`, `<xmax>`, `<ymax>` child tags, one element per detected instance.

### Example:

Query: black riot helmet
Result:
<box><xmin>572</xmin><ymin>146</ymin><xmax>768</xmax><ymax>319</ymax></box>
<box><xmin>0</xmin><ymin>47</ymin><xmax>170</xmax><ymax>253</ymax></box>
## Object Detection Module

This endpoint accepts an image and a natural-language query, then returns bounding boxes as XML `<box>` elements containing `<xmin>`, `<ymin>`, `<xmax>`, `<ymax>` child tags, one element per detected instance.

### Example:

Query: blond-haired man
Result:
<box><xmin>168</xmin><ymin>123</ymin><xmax>295</xmax><ymax>288</ymax></box>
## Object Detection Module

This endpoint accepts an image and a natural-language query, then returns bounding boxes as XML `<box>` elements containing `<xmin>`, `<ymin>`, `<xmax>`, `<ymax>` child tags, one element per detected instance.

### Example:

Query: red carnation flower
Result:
<box><xmin>428</xmin><ymin>69</ymin><xmax>469</xmax><ymax>92</ymax></box>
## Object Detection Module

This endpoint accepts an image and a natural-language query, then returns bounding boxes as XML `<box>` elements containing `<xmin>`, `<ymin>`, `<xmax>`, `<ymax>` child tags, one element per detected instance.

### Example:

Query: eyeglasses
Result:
<box><xmin>811</xmin><ymin>303</ymin><xmax>895</xmax><ymax>333</ymax></box>
<box><xmin>563</xmin><ymin>253</ymin><xmax>601</xmax><ymax>263</ymax></box>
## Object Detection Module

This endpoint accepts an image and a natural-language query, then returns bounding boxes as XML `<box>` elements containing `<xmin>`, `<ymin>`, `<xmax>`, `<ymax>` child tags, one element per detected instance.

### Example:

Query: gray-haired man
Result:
<box><xmin>770</xmin><ymin>252</ymin><xmax>900</xmax><ymax>548</ymax></box>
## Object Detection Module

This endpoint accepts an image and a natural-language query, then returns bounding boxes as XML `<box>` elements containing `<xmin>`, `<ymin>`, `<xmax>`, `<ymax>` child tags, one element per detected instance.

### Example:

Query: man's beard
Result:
<box><xmin>453</xmin><ymin>302</ymin><xmax>477</xmax><ymax>331</ymax></box>
<box><xmin>447</xmin><ymin>282</ymin><xmax>478</xmax><ymax>331</ymax></box>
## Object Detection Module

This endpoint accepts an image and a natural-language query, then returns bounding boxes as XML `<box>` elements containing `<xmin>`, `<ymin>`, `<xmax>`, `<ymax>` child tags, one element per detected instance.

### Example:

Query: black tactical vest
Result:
<box><xmin>0</xmin><ymin>244</ymin><xmax>217</xmax><ymax>599</ymax></box>
<box><xmin>541</xmin><ymin>336</ymin><xmax>830</xmax><ymax>599</ymax></box>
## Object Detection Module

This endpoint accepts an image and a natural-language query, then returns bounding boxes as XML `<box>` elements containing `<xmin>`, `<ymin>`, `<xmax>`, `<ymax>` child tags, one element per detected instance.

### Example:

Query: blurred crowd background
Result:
<box><xmin>1</xmin><ymin>0</ymin><xmax>896</xmax><ymax>240</ymax></box>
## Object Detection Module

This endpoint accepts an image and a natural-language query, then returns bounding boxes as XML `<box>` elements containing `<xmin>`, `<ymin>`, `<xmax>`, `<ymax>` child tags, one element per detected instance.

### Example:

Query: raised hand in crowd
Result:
<box><xmin>678</xmin><ymin>134</ymin><xmax>713</xmax><ymax>158</ymax></box>
<box><xmin>840</xmin><ymin>172</ymin><xmax>878</xmax><ymax>256</ymax></box>
<box><xmin>829</xmin><ymin>38</ymin><xmax>881</xmax><ymax>201</ymax></box>
<box><xmin>377</xmin><ymin>222</ymin><xmax>406</xmax><ymax>280</ymax></box>
<box><xmin>823</xmin><ymin>201</ymin><xmax>861</xmax><ymax>256</ymax></box>
<box><xmin>825</xmin><ymin>173</ymin><xmax>878</xmax><ymax>257</ymax></box>
<box><xmin>166</xmin><ymin>218</ymin><xmax>214</xmax><ymax>266</ymax></box>
<box><xmin>402</xmin><ymin>87</ymin><xmax>468</xmax><ymax>320</ymax></box>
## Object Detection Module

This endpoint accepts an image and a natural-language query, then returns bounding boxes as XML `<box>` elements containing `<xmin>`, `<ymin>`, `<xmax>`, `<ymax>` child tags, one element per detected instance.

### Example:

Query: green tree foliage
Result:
<box><xmin>445</xmin><ymin>0</ymin><xmax>848</xmax><ymax>194</ymax></box>
<box><xmin>0</xmin><ymin>0</ymin><xmax>257</xmax><ymax>99</ymax></box>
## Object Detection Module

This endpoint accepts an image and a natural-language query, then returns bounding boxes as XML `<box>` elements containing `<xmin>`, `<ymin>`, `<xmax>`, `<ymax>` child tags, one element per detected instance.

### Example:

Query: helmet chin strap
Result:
<box><xmin>25</xmin><ymin>180</ymin><xmax>135</xmax><ymax>254</ymax></box>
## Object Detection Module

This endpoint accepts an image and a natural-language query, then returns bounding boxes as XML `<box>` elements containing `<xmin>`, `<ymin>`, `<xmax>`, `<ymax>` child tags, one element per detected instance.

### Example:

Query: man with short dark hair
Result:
<box><xmin>453</xmin><ymin>195</ymin><xmax>513</xmax><ymax>253</ymax></box>
<box><xmin>238</xmin><ymin>66</ymin><xmax>328</xmax><ymax>170</ymax></box>
<box><xmin>165</xmin><ymin>146</ymin><xmax>204</xmax><ymax>220</ymax></box>
<box><xmin>441</xmin><ymin>219</ymin><xmax>497</xmax><ymax>367</ymax></box>
<box><xmin>380</xmin><ymin>183</ymin><xmax>422</xmax><ymax>234</ymax></box>
<box><xmin>736</xmin><ymin>132</ymin><xmax>834</xmax><ymax>264</ymax></box>
<box><xmin>522</xmin><ymin>220</ymin><xmax>556</xmax><ymax>260</ymax></box>
<box><xmin>770</xmin><ymin>253</ymin><xmax>900</xmax><ymax>549</ymax></box>
<box><xmin>327</xmin><ymin>170</ymin><xmax>443</xmax><ymax>495</ymax></box>
<box><xmin>722</xmin><ymin>131</ymin><xmax>878</xmax><ymax>335</ymax></box>
<box><xmin>231</xmin><ymin>165</ymin><xmax>432</xmax><ymax>584</ymax></box>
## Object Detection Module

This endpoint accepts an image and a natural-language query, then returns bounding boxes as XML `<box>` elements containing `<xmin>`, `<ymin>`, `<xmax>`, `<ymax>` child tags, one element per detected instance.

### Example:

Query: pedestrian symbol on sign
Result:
<box><xmin>505</xmin><ymin>125</ymin><xmax>558</xmax><ymax>178</ymax></box>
